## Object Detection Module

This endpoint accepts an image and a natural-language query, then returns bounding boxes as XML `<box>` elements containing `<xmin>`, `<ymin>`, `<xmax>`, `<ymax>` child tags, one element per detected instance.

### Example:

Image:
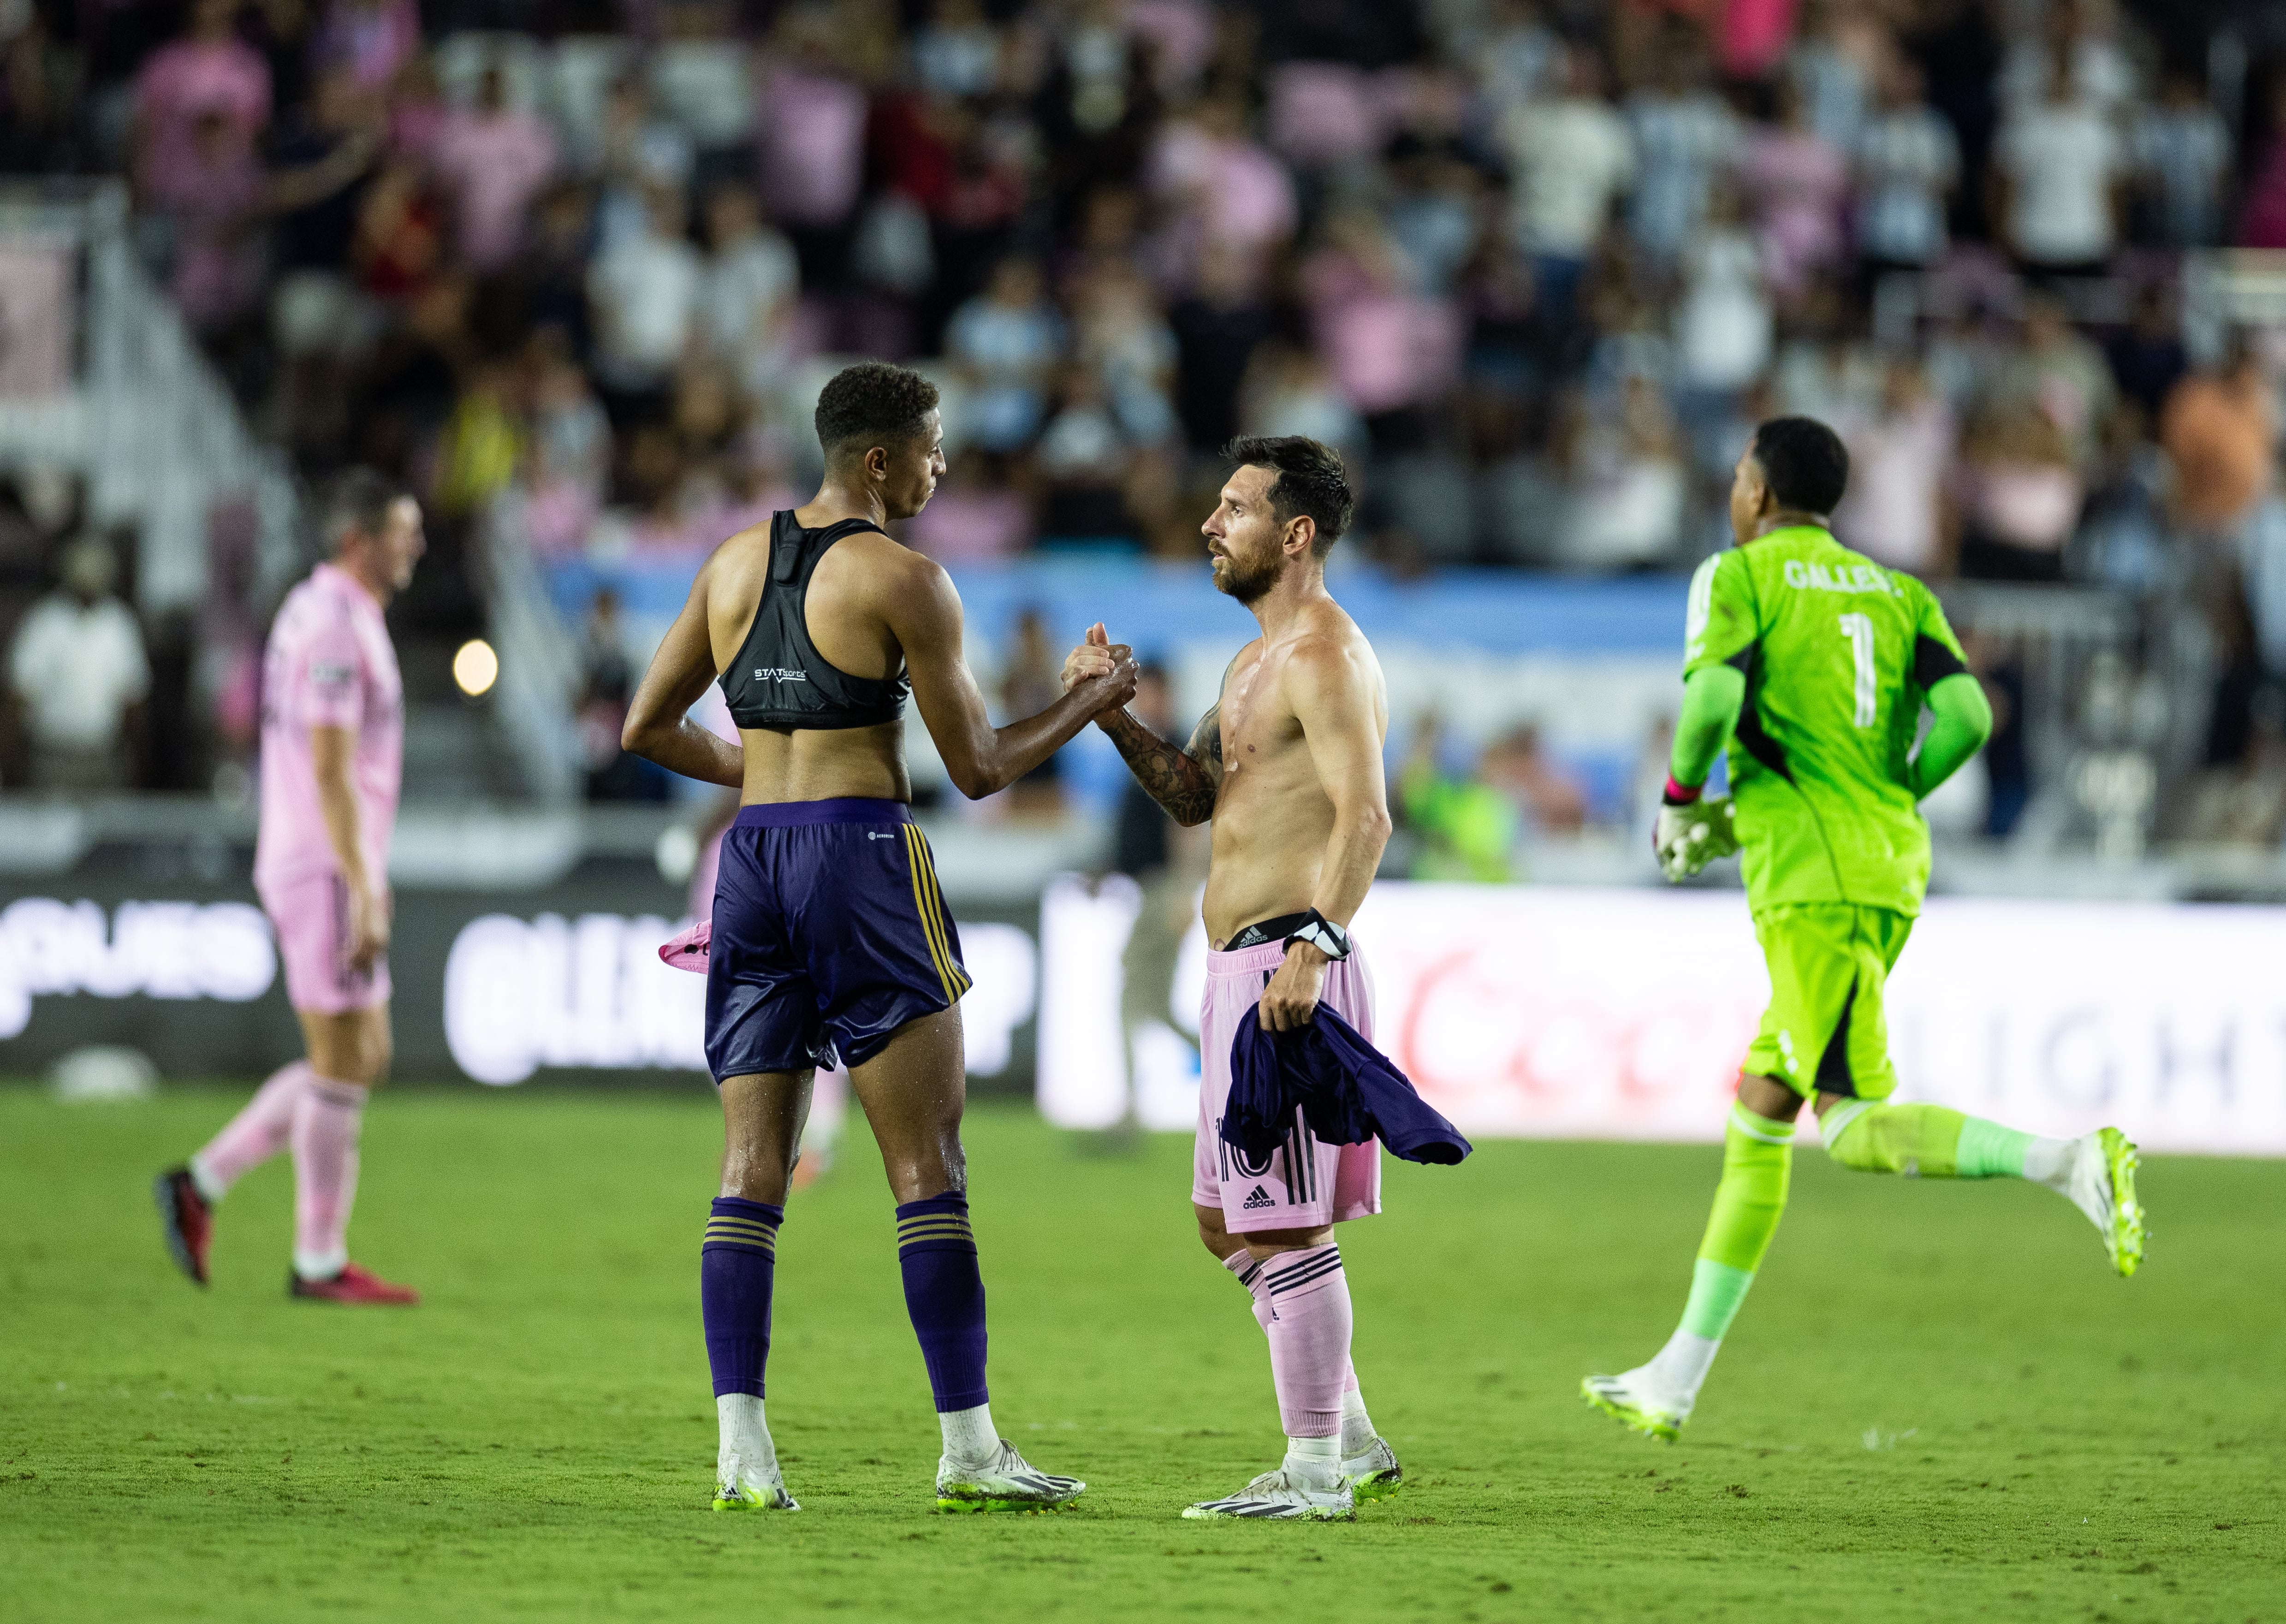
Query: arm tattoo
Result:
<box><xmin>1098</xmin><ymin>697</ymin><xmax>1221</xmax><ymax>825</ymax></box>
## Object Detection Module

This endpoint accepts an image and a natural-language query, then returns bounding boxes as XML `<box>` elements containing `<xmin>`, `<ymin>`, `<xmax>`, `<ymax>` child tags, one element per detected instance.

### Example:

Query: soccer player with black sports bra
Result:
<box><xmin>622</xmin><ymin>362</ymin><xmax>1138</xmax><ymax>1516</ymax></box>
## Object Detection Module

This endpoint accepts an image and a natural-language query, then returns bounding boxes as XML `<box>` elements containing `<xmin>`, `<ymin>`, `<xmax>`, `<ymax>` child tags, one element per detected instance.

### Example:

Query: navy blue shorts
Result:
<box><xmin>704</xmin><ymin>798</ymin><xmax>971</xmax><ymax>1080</ymax></box>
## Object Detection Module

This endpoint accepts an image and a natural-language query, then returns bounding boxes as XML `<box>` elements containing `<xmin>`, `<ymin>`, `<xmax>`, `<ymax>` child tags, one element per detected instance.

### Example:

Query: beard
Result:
<box><xmin>1211</xmin><ymin>545</ymin><xmax>1281</xmax><ymax>605</ymax></box>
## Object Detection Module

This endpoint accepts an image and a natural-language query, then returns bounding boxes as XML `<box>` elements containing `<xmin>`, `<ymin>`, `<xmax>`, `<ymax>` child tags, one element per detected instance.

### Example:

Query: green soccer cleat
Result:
<box><xmin>1342</xmin><ymin>1435</ymin><xmax>1404</xmax><ymax>1501</ymax></box>
<box><xmin>935</xmin><ymin>1441</ymin><xmax>1085</xmax><ymax>1514</ymax></box>
<box><xmin>2074</xmin><ymin>1126</ymin><xmax>2147</xmax><ymax>1279</ymax></box>
<box><xmin>1581</xmin><ymin>1371</ymin><xmax>1686</xmax><ymax>1442</ymax></box>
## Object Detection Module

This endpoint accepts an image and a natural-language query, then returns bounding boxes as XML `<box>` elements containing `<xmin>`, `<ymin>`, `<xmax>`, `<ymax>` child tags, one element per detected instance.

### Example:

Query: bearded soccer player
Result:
<box><xmin>1067</xmin><ymin>436</ymin><xmax>1401</xmax><ymax>1521</ymax></box>
<box><xmin>620</xmin><ymin>362</ymin><xmax>1135</xmax><ymax>1513</ymax></box>
<box><xmin>154</xmin><ymin>471</ymin><xmax>424</xmax><ymax>1305</ymax></box>
<box><xmin>1583</xmin><ymin>416</ymin><xmax>2146</xmax><ymax>1442</ymax></box>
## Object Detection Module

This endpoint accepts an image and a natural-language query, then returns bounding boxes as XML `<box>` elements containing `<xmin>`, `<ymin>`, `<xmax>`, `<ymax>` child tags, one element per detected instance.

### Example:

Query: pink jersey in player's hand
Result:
<box><xmin>253</xmin><ymin>562</ymin><xmax>403</xmax><ymax>893</ymax></box>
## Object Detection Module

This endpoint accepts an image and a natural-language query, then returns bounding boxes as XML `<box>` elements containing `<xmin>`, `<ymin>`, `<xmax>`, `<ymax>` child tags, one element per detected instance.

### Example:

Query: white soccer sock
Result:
<box><xmin>939</xmin><ymin>1402</ymin><xmax>998</xmax><ymax>1469</ymax></box>
<box><xmin>2023</xmin><ymin>1135</ymin><xmax>2075</xmax><ymax>1192</ymax></box>
<box><xmin>1283</xmin><ymin>1434</ymin><xmax>1342</xmax><ymax>1488</ymax></box>
<box><xmin>1339</xmin><ymin>1385</ymin><xmax>1375</xmax><ymax>1456</ymax></box>
<box><xmin>1643</xmin><ymin>1328</ymin><xmax>1721</xmax><ymax>1406</ymax></box>
<box><xmin>292</xmin><ymin>1245</ymin><xmax>348</xmax><ymax>1281</ymax></box>
<box><xmin>186</xmin><ymin>1153</ymin><xmax>228</xmax><ymax>1205</ymax></box>
<box><xmin>717</xmin><ymin>1394</ymin><xmax>779</xmax><ymax>1483</ymax></box>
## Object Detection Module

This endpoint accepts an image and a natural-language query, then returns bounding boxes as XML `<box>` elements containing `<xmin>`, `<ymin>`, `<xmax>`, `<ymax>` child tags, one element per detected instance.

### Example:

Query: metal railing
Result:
<box><xmin>0</xmin><ymin>179</ymin><xmax>302</xmax><ymax>614</ymax></box>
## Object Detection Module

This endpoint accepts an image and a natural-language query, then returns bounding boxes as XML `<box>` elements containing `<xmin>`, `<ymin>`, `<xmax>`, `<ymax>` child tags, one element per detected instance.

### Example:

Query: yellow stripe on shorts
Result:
<box><xmin>901</xmin><ymin>824</ymin><xmax>961</xmax><ymax>1003</ymax></box>
<box><xmin>912</xmin><ymin>827</ymin><xmax>971</xmax><ymax>995</ymax></box>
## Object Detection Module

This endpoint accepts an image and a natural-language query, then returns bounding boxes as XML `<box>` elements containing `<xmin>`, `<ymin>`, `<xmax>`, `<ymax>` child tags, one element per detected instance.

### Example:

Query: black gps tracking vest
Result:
<box><xmin>719</xmin><ymin>510</ymin><xmax>911</xmax><ymax>731</ymax></box>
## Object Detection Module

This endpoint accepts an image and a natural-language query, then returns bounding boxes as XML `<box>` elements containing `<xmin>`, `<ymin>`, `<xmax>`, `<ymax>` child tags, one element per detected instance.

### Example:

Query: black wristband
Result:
<box><xmin>1284</xmin><ymin>909</ymin><xmax>1353</xmax><ymax>961</ymax></box>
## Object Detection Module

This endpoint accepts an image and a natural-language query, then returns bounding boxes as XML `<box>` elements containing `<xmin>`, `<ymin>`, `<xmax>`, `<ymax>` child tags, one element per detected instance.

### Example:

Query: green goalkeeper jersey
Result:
<box><xmin>1682</xmin><ymin>524</ymin><xmax>1971</xmax><ymax>918</ymax></box>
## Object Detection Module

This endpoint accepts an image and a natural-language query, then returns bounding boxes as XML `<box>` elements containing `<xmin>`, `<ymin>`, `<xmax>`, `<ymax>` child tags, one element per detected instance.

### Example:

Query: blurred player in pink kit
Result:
<box><xmin>155</xmin><ymin>471</ymin><xmax>425</xmax><ymax>1304</ymax></box>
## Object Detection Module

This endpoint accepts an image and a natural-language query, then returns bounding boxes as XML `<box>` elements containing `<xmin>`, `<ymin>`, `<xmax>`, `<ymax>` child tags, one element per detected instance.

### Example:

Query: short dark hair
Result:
<box><xmin>321</xmin><ymin>468</ymin><xmax>407</xmax><ymax>551</ymax></box>
<box><xmin>1222</xmin><ymin>435</ymin><xmax>1354</xmax><ymax>557</ymax></box>
<box><xmin>1751</xmin><ymin>416</ymin><xmax>1849</xmax><ymax>514</ymax></box>
<box><xmin>814</xmin><ymin>362</ymin><xmax>939</xmax><ymax>465</ymax></box>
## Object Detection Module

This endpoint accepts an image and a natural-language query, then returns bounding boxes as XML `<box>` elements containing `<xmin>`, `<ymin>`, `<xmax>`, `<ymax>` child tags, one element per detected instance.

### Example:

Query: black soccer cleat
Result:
<box><xmin>154</xmin><ymin>1167</ymin><xmax>213</xmax><ymax>1286</ymax></box>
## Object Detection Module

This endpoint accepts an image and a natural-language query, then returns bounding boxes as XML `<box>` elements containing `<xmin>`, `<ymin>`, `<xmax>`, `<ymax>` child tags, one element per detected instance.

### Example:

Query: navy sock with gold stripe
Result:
<box><xmin>701</xmin><ymin>1197</ymin><xmax>782</xmax><ymax>1398</ymax></box>
<box><xmin>896</xmin><ymin>1194</ymin><xmax>989</xmax><ymax>1412</ymax></box>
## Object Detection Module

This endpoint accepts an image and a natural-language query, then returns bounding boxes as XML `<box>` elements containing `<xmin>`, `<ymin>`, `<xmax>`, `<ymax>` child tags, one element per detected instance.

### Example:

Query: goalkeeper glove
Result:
<box><xmin>1652</xmin><ymin>781</ymin><xmax>1738</xmax><ymax>882</ymax></box>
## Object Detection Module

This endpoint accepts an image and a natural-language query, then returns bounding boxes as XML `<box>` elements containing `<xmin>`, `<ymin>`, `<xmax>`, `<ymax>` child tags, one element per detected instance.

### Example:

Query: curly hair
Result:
<box><xmin>814</xmin><ymin>362</ymin><xmax>940</xmax><ymax>464</ymax></box>
<box><xmin>1751</xmin><ymin>416</ymin><xmax>1850</xmax><ymax>515</ymax></box>
<box><xmin>1223</xmin><ymin>435</ymin><xmax>1355</xmax><ymax>557</ymax></box>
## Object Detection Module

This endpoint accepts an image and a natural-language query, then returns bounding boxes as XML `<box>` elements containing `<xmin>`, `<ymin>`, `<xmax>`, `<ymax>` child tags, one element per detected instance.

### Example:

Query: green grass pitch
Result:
<box><xmin>1</xmin><ymin>1086</ymin><xmax>2279</xmax><ymax>1622</ymax></box>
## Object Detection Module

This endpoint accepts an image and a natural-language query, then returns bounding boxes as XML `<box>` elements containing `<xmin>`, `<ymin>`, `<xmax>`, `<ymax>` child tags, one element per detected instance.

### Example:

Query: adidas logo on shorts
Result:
<box><xmin>1241</xmin><ymin>1185</ymin><xmax>1276</xmax><ymax>1210</ymax></box>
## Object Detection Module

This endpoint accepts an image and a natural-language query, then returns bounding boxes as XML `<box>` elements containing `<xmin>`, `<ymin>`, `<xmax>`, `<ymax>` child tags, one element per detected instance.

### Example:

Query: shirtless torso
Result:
<box><xmin>1071</xmin><ymin>456</ymin><xmax>1392</xmax><ymax>1025</ymax></box>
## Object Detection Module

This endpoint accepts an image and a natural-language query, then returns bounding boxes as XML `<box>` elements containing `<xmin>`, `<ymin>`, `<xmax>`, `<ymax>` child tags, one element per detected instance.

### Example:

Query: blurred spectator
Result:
<box><xmin>1148</xmin><ymin>91</ymin><xmax>1298</xmax><ymax>274</ymax></box>
<box><xmin>132</xmin><ymin>0</ymin><xmax>272</xmax><ymax>195</ymax></box>
<box><xmin>2132</xmin><ymin>68</ymin><xmax>2230</xmax><ymax>249</ymax></box>
<box><xmin>998</xmin><ymin>606</ymin><xmax>1064</xmax><ymax>815</ymax></box>
<box><xmin>914</xmin><ymin>0</ymin><xmax>1003</xmax><ymax>101</ymax></box>
<box><xmin>698</xmin><ymin>181</ymin><xmax>799</xmax><ymax>403</ymax></box>
<box><xmin>2160</xmin><ymin>339</ymin><xmax>2275</xmax><ymax>542</ymax></box>
<box><xmin>1399</xmin><ymin>717</ymin><xmax>1517</xmax><ymax>881</ymax></box>
<box><xmin>576</xmin><ymin>587</ymin><xmax>655</xmax><ymax>800</ymax></box>
<box><xmin>1996</xmin><ymin>0</ymin><xmax>2134</xmax><ymax>117</ymax></box>
<box><xmin>1500</xmin><ymin>44</ymin><xmax>1632</xmax><ymax>349</ymax></box>
<box><xmin>757</xmin><ymin>8</ymin><xmax>870</xmax><ymax>270</ymax></box>
<box><xmin>1673</xmin><ymin>188</ymin><xmax>1771</xmax><ymax>398</ymax></box>
<box><xmin>1169</xmin><ymin>239</ymin><xmax>1271</xmax><ymax>454</ymax></box>
<box><xmin>1555</xmin><ymin>376</ymin><xmax>1688</xmax><ymax>570</ymax></box>
<box><xmin>1624</xmin><ymin>27</ymin><xmax>1736</xmax><ymax>273</ymax></box>
<box><xmin>1956</xmin><ymin>402</ymin><xmax>2081</xmax><ymax>582</ymax></box>
<box><xmin>1241</xmin><ymin>340</ymin><xmax>1366</xmax><ymax>459</ymax></box>
<box><xmin>596</xmin><ymin>73</ymin><xmax>695</xmax><ymax>254</ymax></box>
<box><xmin>430</xmin><ymin>64</ymin><xmax>560</xmax><ymax>274</ymax></box>
<box><xmin>1037</xmin><ymin>365</ymin><xmax>1137</xmax><ymax>539</ymax></box>
<box><xmin>1989</xmin><ymin>48</ymin><xmax>2124</xmax><ymax>276</ymax></box>
<box><xmin>1855</xmin><ymin>58</ymin><xmax>1959</xmax><ymax>275</ymax></box>
<box><xmin>1837</xmin><ymin>356</ymin><xmax>1953</xmax><ymax>575</ymax></box>
<box><xmin>947</xmin><ymin>256</ymin><xmax>1063</xmax><ymax>452</ymax></box>
<box><xmin>7</xmin><ymin>538</ymin><xmax>149</xmax><ymax>793</ymax></box>
<box><xmin>1478</xmin><ymin>723</ymin><xmax>1588</xmax><ymax>834</ymax></box>
<box><xmin>587</xmin><ymin>182</ymin><xmax>703</xmax><ymax>405</ymax></box>
<box><xmin>311</xmin><ymin>0</ymin><xmax>420</xmax><ymax>95</ymax></box>
<box><xmin>525</xmin><ymin>334</ymin><xmax>612</xmax><ymax>555</ymax></box>
<box><xmin>1303</xmin><ymin>205</ymin><xmax>1460</xmax><ymax>436</ymax></box>
<box><xmin>2236</xmin><ymin>78</ymin><xmax>2286</xmax><ymax>250</ymax></box>
<box><xmin>1075</xmin><ymin>265</ymin><xmax>1180</xmax><ymax>447</ymax></box>
<box><xmin>2104</xmin><ymin>284</ymin><xmax>2187</xmax><ymax>424</ymax></box>
<box><xmin>1740</xmin><ymin>80</ymin><xmax>1849</xmax><ymax>299</ymax></box>
<box><xmin>905</xmin><ymin>452</ymin><xmax>1031</xmax><ymax>563</ymax></box>
<box><xmin>1986</xmin><ymin>290</ymin><xmax>2116</xmax><ymax>476</ymax></box>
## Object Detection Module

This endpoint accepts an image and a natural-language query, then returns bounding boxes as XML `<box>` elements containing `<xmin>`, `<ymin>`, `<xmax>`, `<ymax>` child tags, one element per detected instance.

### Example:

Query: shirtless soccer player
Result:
<box><xmin>1583</xmin><ymin>416</ymin><xmax>2146</xmax><ymax>1442</ymax></box>
<box><xmin>155</xmin><ymin>471</ymin><xmax>424</xmax><ymax>1305</ymax></box>
<box><xmin>621</xmin><ymin>362</ymin><xmax>1136</xmax><ymax>1514</ymax></box>
<box><xmin>1066</xmin><ymin>435</ymin><xmax>1401</xmax><ymax>1522</ymax></box>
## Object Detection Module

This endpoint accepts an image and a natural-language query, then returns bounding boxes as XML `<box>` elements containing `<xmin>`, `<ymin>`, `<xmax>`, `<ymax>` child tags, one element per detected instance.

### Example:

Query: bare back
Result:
<box><xmin>703</xmin><ymin>513</ymin><xmax>920</xmax><ymax>804</ymax></box>
<box><xmin>1201</xmin><ymin>598</ymin><xmax>1389</xmax><ymax>943</ymax></box>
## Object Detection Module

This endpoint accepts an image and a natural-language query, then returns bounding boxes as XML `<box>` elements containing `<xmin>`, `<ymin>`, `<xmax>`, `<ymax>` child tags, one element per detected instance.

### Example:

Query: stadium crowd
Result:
<box><xmin>1</xmin><ymin>0</ymin><xmax>2283</xmax><ymax>839</ymax></box>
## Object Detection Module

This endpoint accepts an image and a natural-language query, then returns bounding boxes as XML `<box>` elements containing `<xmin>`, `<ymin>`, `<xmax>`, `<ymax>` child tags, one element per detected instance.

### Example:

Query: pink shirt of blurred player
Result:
<box><xmin>254</xmin><ymin>562</ymin><xmax>403</xmax><ymax>894</ymax></box>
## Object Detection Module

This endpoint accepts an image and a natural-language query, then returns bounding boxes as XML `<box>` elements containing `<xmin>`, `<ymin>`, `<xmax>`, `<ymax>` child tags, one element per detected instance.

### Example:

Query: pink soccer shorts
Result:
<box><xmin>261</xmin><ymin>871</ymin><xmax>390</xmax><ymax>1015</ymax></box>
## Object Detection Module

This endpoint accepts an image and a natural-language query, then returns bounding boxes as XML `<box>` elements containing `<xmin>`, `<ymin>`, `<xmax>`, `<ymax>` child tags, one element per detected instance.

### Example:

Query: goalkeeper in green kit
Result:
<box><xmin>1583</xmin><ymin>417</ymin><xmax>2146</xmax><ymax>1443</ymax></box>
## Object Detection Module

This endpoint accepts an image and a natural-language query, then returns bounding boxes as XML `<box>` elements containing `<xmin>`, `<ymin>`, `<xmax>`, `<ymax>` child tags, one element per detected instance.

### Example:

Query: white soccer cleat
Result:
<box><xmin>1182</xmin><ymin>1468</ymin><xmax>1356</xmax><ymax>1521</ymax></box>
<box><xmin>713</xmin><ymin>1459</ymin><xmax>798</xmax><ymax>1512</ymax></box>
<box><xmin>1342</xmin><ymin>1436</ymin><xmax>1403</xmax><ymax>1500</ymax></box>
<box><xmin>935</xmin><ymin>1441</ymin><xmax>1086</xmax><ymax>1513</ymax></box>
<box><xmin>1581</xmin><ymin>1365</ymin><xmax>1692</xmax><ymax>1442</ymax></box>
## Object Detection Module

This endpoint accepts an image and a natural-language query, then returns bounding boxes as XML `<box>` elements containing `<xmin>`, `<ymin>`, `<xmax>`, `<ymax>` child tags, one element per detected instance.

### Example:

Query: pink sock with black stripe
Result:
<box><xmin>1257</xmin><ymin>1243</ymin><xmax>1353</xmax><ymax>1441</ymax></box>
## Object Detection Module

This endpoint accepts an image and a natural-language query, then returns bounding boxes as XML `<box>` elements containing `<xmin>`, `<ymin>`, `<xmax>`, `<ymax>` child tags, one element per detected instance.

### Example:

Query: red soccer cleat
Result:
<box><xmin>288</xmin><ymin>1262</ymin><xmax>420</xmax><ymax>1305</ymax></box>
<box><xmin>153</xmin><ymin>1167</ymin><xmax>213</xmax><ymax>1286</ymax></box>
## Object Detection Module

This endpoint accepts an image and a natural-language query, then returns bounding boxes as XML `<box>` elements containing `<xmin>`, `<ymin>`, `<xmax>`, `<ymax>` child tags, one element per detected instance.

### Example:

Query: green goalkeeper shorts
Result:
<box><xmin>1742</xmin><ymin>904</ymin><xmax>1915</xmax><ymax>1101</ymax></box>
